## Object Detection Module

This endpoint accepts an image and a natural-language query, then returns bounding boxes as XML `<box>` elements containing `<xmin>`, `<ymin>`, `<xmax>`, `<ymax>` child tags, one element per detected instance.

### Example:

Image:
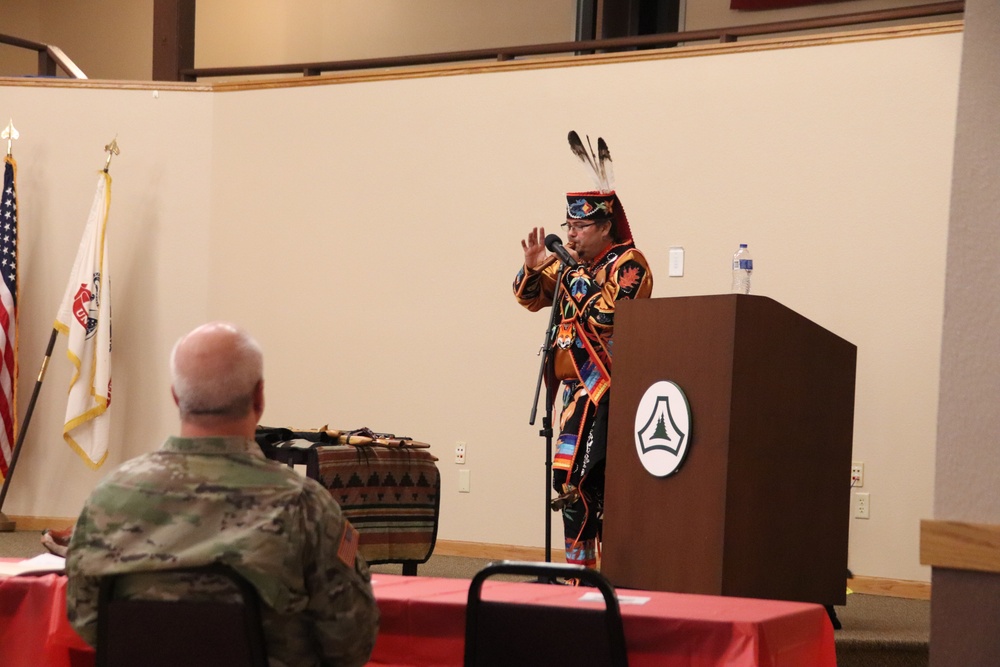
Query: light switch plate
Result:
<box><xmin>668</xmin><ymin>247</ymin><xmax>684</xmax><ymax>277</ymax></box>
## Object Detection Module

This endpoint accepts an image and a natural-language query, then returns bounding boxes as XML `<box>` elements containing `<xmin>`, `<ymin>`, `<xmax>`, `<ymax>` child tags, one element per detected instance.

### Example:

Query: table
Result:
<box><xmin>369</xmin><ymin>574</ymin><xmax>836</xmax><ymax>667</ymax></box>
<box><xmin>0</xmin><ymin>570</ymin><xmax>835</xmax><ymax>667</ymax></box>
<box><xmin>0</xmin><ymin>572</ymin><xmax>93</xmax><ymax>667</ymax></box>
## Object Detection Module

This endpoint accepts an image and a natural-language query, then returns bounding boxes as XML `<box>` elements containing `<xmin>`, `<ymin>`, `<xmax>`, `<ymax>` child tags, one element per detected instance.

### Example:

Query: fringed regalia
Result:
<box><xmin>514</xmin><ymin>131</ymin><xmax>654</xmax><ymax>568</ymax></box>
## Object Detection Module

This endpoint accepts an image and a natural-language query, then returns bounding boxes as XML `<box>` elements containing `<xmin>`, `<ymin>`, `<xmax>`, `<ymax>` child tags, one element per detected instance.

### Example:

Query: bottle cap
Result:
<box><xmin>739</xmin><ymin>243</ymin><xmax>747</xmax><ymax>248</ymax></box>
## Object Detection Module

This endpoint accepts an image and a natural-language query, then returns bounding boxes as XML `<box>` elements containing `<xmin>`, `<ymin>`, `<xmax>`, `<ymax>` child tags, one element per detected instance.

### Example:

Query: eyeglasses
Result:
<box><xmin>560</xmin><ymin>221</ymin><xmax>599</xmax><ymax>233</ymax></box>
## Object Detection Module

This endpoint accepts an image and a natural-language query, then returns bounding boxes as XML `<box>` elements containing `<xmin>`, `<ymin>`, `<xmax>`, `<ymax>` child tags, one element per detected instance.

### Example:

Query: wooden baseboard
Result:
<box><xmin>434</xmin><ymin>539</ymin><xmax>566</xmax><ymax>563</ymax></box>
<box><xmin>435</xmin><ymin>540</ymin><xmax>931</xmax><ymax>600</ymax></box>
<box><xmin>4</xmin><ymin>516</ymin><xmax>77</xmax><ymax>532</ymax></box>
<box><xmin>848</xmin><ymin>575</ymin><xmax>931</xmax><ymax>600</ymax></box>
<box><xmin>920</xmin><ymin>519</ymin><xmax>1000</xmax><ymax>575</ymax></box>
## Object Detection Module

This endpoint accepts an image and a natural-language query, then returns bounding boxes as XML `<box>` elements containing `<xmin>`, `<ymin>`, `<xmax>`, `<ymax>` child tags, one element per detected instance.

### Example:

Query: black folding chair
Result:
<box><xmin>95</xmin><ymin>564</ymin><xmax>268</xmax><ymax>667</ymax></box>
<box><xmin>464</xmin><ymin>561</ymin><xmax>629</xmax><ymax>667</ymax></box>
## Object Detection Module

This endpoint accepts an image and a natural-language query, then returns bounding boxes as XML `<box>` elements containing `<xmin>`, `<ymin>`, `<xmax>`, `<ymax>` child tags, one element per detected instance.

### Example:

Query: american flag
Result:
<box><xmin>0</xmin><ymin>157</ymin><xmax>18</xmax><ymax>478</ymax></box>
<box><xmin>337</xmin><ymin>520</ymin><xmax>360</xmax><ymax>567</ymax></box>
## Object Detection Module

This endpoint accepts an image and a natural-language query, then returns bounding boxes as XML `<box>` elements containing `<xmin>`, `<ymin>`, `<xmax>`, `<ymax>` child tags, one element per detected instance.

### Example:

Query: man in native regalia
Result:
<box><xmin>513</xmin><ymin>132</ymin><xmax>653</xmax><ymax>568</ymax></box>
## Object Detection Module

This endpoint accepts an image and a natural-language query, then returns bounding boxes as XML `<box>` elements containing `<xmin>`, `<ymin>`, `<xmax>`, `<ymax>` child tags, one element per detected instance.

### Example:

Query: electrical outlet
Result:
<box><xmin>854</xmin><ymin>492</ymin><xmax>870</xmax><ymax>519</ymax></box>
<box><xmin>458</xmin><ymin>469</ymin><xmax>471</xmax><ymax>493</ymax></box>
<box><xmin>454</xmin><ymin>442</ymin><xmax>466</xmax><ymax>464</ymax></box>
<box><xmin>851</xmin><ymin>461</ymin><xmax>864</xmax><ymax>488</ymax></box>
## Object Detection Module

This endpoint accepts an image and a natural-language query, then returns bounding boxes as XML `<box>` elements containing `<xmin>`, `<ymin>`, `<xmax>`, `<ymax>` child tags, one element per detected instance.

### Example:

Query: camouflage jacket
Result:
<box><xmin>65</xmin><ymin>435</ymin><xmax>379</xmax><ymax>667</ymax></box>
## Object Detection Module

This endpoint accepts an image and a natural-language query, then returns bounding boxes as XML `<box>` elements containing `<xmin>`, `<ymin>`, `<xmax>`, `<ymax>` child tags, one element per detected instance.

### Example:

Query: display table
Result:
<box><xmin>1</xmin><ymin>567</ymin><xmax>836</xmax><ymax>667</ymax></box>
<box><xmin>258</xmin><ymin>433</ymin><xmax>440</xmax><ymax>575</ymax></box>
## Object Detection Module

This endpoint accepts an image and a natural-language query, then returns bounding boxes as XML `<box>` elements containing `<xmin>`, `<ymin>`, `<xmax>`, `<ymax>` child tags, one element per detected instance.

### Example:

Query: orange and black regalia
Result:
<box><xmin>513</xmin><ymin>188</ymin><xmax>653</xmax><ymax>568</ymax></box>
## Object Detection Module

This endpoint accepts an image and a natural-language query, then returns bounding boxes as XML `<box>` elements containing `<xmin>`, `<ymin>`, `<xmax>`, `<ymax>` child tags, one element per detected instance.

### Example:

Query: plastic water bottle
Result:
<box><xmin>731</xmin><ymin>243</ymin><xmax>753</xmax><ymax>294</ymax></box>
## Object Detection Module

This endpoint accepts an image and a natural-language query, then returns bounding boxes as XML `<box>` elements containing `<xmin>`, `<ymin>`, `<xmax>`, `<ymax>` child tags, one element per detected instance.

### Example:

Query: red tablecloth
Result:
<box><xmin>0</xmin><ymin>569</ymin><xmax>835</xmax><ymax>667</ymax></box>
<box><xmin>368</xmin><ymin>574</ymin><xmax>836</xmax><ymax>667</ymax></box>
<box><xmin>0</xmin><ymin>573</ymin><xmax>93</xmax><ymax>667</ymax></box>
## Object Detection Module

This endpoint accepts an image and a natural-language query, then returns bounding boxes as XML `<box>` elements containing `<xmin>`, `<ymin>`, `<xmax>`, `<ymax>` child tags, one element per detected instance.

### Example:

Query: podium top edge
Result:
<box><xmin>618</xmin><ymin>294</ymin><xmax>856</xmax><ymax>350</ymax></box>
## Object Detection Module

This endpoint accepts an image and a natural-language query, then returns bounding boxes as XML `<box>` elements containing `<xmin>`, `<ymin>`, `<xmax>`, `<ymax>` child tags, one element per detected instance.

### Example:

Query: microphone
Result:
<box><xmin>544</xmin><ymin>234</ymin><xmax>578</xmax><ymax>268</ymax></box>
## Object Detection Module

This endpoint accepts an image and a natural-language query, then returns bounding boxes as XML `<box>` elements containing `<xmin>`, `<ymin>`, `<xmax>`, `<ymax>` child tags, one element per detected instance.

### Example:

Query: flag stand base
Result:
<box><xmin>0</xmin><ymin>512</ymin><xmax>16</xmax><ymax>532</ymax></box>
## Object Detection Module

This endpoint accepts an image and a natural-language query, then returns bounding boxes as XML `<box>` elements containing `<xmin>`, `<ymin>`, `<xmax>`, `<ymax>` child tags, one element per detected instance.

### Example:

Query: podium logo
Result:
<box><xmin>634</xmin><ymin>380</ymin><xmax>691</xmax><ymax>478</ymax></box>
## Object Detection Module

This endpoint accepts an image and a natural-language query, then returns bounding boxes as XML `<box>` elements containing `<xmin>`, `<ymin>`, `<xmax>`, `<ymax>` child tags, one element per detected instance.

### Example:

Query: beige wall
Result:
<box><xmin>935</xmin><ymin>4</ymin><xmax>999</xmax><ymax>525</ymax></box>
<box><xmin>0</xmin><ymin>81</ymin><xmax>215</xmax><ymax>512</ymax></box>
<box><xmin>0</xmin><ymin>26</ymin><xmax>961</xmax><ymax>583</ymax></box>
<box><xmin>929</xmin><ymin>0</ymin><xmax>1000</xmax><ymax>660</ymax></box>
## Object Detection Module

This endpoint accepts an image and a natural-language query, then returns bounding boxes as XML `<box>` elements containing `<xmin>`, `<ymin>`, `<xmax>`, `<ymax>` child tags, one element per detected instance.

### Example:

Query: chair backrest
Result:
<box><xmin>95</xmin><ymin>564</ymin><xmax>268</xmax><ymax>667</ymax></box>
<box><xmin>464</xmin><ymin>561</ymin><xmax>629</xmax><ymax>667</ymax></box>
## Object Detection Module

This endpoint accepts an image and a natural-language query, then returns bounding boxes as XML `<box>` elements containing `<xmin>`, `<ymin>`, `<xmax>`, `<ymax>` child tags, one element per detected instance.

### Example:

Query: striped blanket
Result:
<box><xmin>256</xmin><ymin>430</ymin><xmax>440</xmax><ymax>568</ymax></box>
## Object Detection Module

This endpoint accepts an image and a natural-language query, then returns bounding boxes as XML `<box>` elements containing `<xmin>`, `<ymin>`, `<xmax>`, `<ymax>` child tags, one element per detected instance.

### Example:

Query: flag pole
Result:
<box><xmin>103</xmin><ymin>137</ymin><xmax>119</xmax><ymax>173</ymax></box>
<box><xmin>4</xmin><ymin>119</ymin><xmax>17</xmax><ymax>156</ymax></box>
<box><xmin>0</xmin><ymin>121</ymin><xmax>20</xmax><ymax>531</ymax></box>
<box><xmin>0</xmin><ymin>329</ymin><xmax>58</xmax><ymax>531</ymax></box>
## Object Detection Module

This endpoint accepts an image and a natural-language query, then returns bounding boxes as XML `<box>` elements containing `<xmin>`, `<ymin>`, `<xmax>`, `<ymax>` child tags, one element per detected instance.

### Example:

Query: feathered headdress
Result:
<box><xmin>565</xmin><ymin>131</ymin><xmax>633</xmax><ymax>244</ymax></box>
<box><xmin>567</xmin><ymin>130</ymin><xmax>614</xmax><ymax>193</ymax></box>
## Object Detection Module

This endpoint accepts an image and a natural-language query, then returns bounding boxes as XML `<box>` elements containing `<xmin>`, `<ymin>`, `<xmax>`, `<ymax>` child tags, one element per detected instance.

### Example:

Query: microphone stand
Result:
<box><xmin>528</xmin><ymin>260</ymin><xmax>570</xmax><ymax>570</ymax></box>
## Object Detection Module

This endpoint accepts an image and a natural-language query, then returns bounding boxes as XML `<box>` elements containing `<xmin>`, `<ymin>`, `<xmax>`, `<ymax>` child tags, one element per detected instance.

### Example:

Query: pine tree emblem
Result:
<box><xmin>637</xmin><ymin>396</ymin><xmax>685</xmax><ymax>456</ymax></box>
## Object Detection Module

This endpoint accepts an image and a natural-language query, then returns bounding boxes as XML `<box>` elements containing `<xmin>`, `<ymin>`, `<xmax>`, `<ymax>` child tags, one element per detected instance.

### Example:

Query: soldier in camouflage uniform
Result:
<box><xmin>65</xmin><ymin>322</ymin><xmax>379</xmax><ymax>667</ymax></box>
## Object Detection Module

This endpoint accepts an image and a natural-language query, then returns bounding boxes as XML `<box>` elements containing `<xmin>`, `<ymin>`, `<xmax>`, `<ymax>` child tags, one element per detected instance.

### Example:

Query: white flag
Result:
<box><xmin>54</xmin><ymin>172</ymin><xmax>112</xmax><ymax>468</ymax></box>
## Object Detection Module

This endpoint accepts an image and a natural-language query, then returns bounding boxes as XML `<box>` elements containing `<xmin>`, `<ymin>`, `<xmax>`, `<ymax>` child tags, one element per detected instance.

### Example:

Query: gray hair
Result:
<box><xmin>169</xmin><ymin>323</ymin><xmax>263</xmax><ymax>420</ymax></box>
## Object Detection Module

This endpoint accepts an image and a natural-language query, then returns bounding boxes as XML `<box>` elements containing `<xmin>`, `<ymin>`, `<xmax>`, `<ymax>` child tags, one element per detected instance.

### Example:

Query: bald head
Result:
<box><xmin>170</xmin><ymin>322</ymin><xmax>264</xmax><ymax>430</ymax></box>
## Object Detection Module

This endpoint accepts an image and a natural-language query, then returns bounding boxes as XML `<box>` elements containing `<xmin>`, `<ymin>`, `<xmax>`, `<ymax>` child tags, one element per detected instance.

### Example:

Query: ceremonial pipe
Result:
<box><xmin>0</xmin><ymin>328</ymin><xmax>59</xmax><ymax>532</ymax></box>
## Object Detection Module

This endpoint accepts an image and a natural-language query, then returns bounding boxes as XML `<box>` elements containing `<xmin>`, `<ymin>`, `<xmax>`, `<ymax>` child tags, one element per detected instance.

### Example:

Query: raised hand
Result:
<box><xmin>520</xmin><ymin>226</ymin><xmax>548</xmax><ymax>270</ymax></box>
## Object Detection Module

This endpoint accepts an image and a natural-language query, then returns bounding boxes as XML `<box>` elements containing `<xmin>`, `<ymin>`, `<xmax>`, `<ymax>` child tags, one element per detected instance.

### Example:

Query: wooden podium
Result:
<box><xmin>602</xmin><ymin>295</ymin><xmax>856</xmax><ymax>606</ymax></box>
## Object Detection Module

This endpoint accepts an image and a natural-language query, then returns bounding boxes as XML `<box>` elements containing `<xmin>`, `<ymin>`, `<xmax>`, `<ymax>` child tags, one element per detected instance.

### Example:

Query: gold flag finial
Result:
<box><xmin>1</xmin><ymin>120</ymin><xmax>18</xmax><ymax>157</ymax></box>
<box><xmin>103</xmin><ymin>137</ymin><xmax>120</xmax><ymax>172</ymax></box>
